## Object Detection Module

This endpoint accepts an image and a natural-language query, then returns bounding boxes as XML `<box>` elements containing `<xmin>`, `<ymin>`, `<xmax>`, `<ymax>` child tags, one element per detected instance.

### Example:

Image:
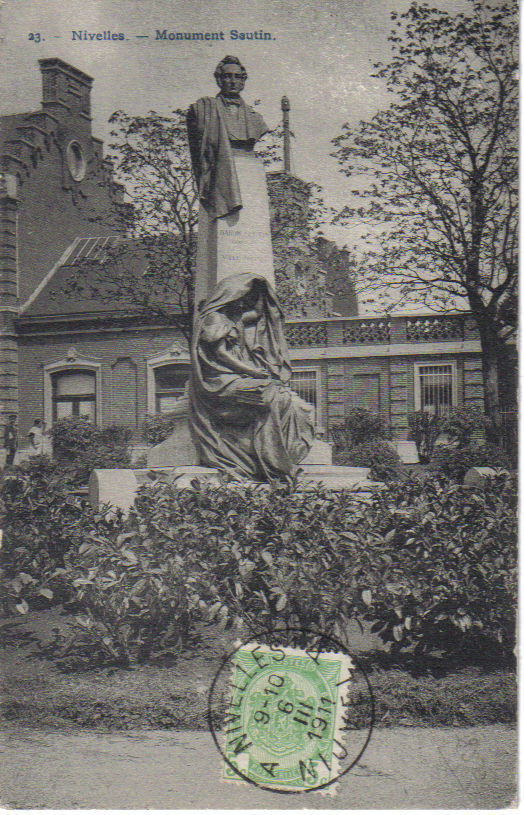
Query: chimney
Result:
<box><xmin>281</xmin><ymin>96</ymin><xmax>291</xmax><ymax>172</ymax></box>
<box><xmin>39</xmin><ymin>58</ymin><xmax>93</xmax><ymax>122</ymax></box>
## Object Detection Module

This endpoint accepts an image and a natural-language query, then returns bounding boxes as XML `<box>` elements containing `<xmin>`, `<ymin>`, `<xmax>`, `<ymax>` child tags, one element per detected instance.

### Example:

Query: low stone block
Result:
<box><xmin>89</xmin><ymin>465</ymin><xmax>223</xmax><ymax>512</ymax></box>
<box><xmin>463</xmin><ymin>466</ymin><xmax>509</xmax><ymax>487</ymax></box>
<box><xmin>161</xmin><ymin>465</ymin><xmax>221</xmax><ymax>490</ymax></box>
<box><xmin>88</xmin><ymin>469</ymin><xmax>139</xmax><ymax>514</ymax></box>
<box><xmin>394</xmin><ymin>441</ymin><xmax>419</xmax><ymax>464</ymax></box>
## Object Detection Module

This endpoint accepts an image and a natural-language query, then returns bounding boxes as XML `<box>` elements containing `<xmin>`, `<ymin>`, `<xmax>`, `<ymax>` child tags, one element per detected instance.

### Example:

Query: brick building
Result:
<box><xmin>1</xmin><ymin>59</ymin><xmax>488</xmax><ymax>460</ymax></box>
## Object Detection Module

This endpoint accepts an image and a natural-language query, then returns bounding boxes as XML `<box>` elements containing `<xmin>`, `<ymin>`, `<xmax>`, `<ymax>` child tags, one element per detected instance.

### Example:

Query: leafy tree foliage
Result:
<box><xmin>107</xmin><ymin>109</ymin><xmax>198</xmax><ymax>339</ymax></box>
<box><xmin>332</xmin><ymin>1</ymin><xmax>518</xmax><ymax>422</ymax></box>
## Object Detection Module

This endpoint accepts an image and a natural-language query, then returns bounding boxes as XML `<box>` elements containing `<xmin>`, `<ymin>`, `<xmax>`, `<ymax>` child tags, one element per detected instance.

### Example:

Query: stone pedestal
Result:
<box><xmin>194</xmin><ymin>150</ymin><xmax>275</xmax><ymax>308</ymax></box>
<box><xmin>147</xmin><ymin>418</ymin><xmax>198</xmax><ymax>468</ymax></box>
<box><xmin>89</xmin><ymin>463</ymin><xmax>376</xmax><ymax>514</ymax></box>
<box><xmin>146</xmin><ymin>412</ymin><xmax>332</xmax><ymax>470</ymax></box>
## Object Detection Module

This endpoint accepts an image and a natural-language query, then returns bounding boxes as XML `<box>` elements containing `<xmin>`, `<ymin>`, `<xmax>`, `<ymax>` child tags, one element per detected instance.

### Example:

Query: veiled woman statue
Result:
<box><xmin>188</xmin><ymin>273</ymin><xmax>314</xmax><ymax>481</ymax></box>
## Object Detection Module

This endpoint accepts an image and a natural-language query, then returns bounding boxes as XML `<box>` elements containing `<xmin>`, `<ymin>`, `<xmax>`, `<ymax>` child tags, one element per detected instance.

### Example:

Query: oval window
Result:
<box><xmin>66</xmin><ymin>140</ymin><xmax>86</xmax><ymax>181</ymax></box>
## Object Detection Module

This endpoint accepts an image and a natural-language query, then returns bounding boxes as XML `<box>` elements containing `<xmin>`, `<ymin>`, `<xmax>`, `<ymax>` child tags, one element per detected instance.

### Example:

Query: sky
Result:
<box><xmin>1</xmin><ymin>0</ymin><xmax>471</xmax><ymax>286</ymax></box>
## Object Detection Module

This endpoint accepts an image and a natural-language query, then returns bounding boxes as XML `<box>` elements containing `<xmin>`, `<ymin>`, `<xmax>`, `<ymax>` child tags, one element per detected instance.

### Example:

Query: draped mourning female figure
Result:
<box><xmin>188</xmin><ymin>274</ymin><xmax>314</xmax><ymax>481</ymax></box>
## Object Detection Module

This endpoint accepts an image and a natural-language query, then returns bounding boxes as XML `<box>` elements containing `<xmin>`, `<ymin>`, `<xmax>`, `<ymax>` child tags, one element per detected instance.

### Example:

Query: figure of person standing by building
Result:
<box><xmin>3</xmin><ymin>414</ymin><xmax>17</xmax><ymax>466</ymax></box>
<box><xmin>27</xmin><ymin>418</ymin><xmax>44</xmax><ymax>457</ymax></box>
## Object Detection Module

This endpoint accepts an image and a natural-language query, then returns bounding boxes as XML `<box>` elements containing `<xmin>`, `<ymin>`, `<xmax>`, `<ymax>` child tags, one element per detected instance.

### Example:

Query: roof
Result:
<box><xmin>20</xmin><ymin>236</ymin><xmax>185</xmax><ymax>320</ymax></box>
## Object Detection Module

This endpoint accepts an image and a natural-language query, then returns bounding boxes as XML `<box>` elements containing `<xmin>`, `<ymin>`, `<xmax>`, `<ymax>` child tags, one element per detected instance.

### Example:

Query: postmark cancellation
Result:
<box><xmin>210</xmin><ymin>638</ymin><xmax>367</xmax><ymax>794</ymax></box>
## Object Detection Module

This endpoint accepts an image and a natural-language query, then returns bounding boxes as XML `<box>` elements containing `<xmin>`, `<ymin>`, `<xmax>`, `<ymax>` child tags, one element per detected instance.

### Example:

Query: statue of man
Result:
<box><xmin>187</xmin><ymin>55</ymin><xmax>269</xmax><ymax>219</ymax></box>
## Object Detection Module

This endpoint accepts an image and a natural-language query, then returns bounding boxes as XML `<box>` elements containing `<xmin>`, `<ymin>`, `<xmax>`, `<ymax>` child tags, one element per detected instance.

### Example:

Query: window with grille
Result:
<box><xmin>52</xmin><ymin>370</ymin><xmax>96</xmax><ymax>422</ymax></box>
<box><xmin>414</xmin><ymin>363</ymin><xmax>456</xmax><ymax>415</ymax></box>
<box><xmin>154</xmin><ymin>364</ymin><xmax>189</xmax><ymax>413</ymax></box>
<box><xmin>290</xmin><ymin>369</ymin><xmax>319</xmax><ymax>410</ymax></box>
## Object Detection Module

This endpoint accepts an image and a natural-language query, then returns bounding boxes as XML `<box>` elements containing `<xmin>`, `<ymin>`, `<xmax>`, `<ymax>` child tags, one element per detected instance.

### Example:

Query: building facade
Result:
<box><xmin>1</xmin><ymin>59</ymin><xmax>487</xmax><ymax>459</ymax></box>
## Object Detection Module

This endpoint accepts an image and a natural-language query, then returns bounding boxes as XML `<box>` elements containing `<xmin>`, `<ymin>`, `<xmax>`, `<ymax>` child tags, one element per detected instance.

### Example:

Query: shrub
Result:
<box><xmin>46</xmin><ymin>480</ymin><xmax>377</xmax><ymax>666</ymax></box>
<box><xmin>50</xmin><ymin>418</ymin><xmax>132</xmax><ymax>484</ymax></box>
<box><xmin>0</xmin><ymin>458</ymin><xmax>101</xmax><ymax>615</ymax></box>
<box><xmin>51</xmin><ymin>528</ymin><xmax>195</xmax><ymax>667</ymax></box>
<box><xmin>142</xmin><ymin>412</ymin><xmax>180</xmax><ymax>445</ymax></box>
<box><xmin>408</xmin><ymin>412</ymin><xmax>444</xmax><ymax>463</ymax></box>
<box><xmin>430</xmin><ymin>442</ymin><xmax>511</xmax><ymax>481</ymax></box>
<box><xmin>129</xmin><ymin>479</ymin><xmax>375</xmax><ymax>643</ymax></box>
<box><xmin>335</xmin><ymin>440</ymin><xmax>403</xmax><ymax>481</ymax></box>
<box><xmin>367</xmin><ymin>473</ymin><xmax>517</xmax><ymax>667</ymax></box>
<box><xmin>440</xmin><ymin>406</ymin><xmax>489</xmax><ymax>447</ymax></box>
<box><xmin>330</xmin><ymin>408</ymin><xmax>388</xmax><ymax>451</ymax></box>
<box><xmin>48</xmin><ymin>472</ymin><xmax>516</xmax><ymax>670</ymax></box>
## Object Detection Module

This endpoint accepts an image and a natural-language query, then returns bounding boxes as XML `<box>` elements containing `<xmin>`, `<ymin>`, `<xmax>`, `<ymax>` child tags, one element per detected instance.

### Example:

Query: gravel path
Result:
<box><xmin>0</xmin><ymin>724</ymin><xmax>516</xmax><ymax>809</ymax></box>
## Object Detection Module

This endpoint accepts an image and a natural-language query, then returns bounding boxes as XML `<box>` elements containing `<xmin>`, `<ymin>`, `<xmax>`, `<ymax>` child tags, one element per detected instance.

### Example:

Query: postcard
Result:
<box><xmin>0</xmin><ymin>0</ymin><xmax>517</xmax><ymax>809</ymax></box>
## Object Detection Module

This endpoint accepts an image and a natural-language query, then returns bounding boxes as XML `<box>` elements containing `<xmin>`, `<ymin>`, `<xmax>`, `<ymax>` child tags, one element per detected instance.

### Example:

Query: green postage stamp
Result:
<box><xmin>219</xmin><ymin>641</ymin><xmax>355</xmax><ymax>793</ymax></box>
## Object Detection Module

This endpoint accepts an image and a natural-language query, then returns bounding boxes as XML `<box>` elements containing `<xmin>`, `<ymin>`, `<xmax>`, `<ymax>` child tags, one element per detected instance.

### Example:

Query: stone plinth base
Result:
<box><xmin>89</xmin><ymin>464</ymin><xmax>375</xmax><ymax>513</ymax></box>
<box><xmin>300</xmin><ymin>464</ymin><xmax>372</xmax><ymax>490</ymax></box>
<box><xmin>147</xmin><ymin>419</ymin><xmax>198</xmax><ymax>468</ymax></box>
<box><xmin>301</xmin><ymin>440</ymin><xmax>332</xmax><ymax>465</ymax></box>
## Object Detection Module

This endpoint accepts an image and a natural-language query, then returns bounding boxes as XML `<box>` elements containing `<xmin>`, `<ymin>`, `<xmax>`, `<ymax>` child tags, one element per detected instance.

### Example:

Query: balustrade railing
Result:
<box><xmin>343</xmin><ymin>318</ymin><xmax>390</xmax><ymax>344</ymax></box>
<box><xmin>284</xmin><ymin>322</ymin><xmax>327</xmax><ymax>347</ymax></box>
<box><xmin>285</xmin><ymin>314</ymin><xmax>475</xmax><ymax>348</ymax></box>
<box><xmin>406</xmin><ymin>315</ymin><xmax>465</xmax><ymax>341</ymax></box>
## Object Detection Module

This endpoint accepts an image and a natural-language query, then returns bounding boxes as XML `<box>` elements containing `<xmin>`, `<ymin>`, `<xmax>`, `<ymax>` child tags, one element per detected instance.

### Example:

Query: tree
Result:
<box><xmin>59</xmin><ymin>110</ymin><xmax>198</xmax><ymax>341</ymax></box>
<box><xmin>256</xmin><ymin>126</ymin><xmax>350</xmax><ymax>317</ymax></box>
<box><xmin>69</xmin><ymin>112</ymin><xmax>335</xmax><ymax>332</ymax></box>
<box><xmin>107</xmin><ymin>109</ymin><xmax>198</xmax><ymax>340</ymax></box>
<box><xmin>332</xmin><ymin>0</ymin><xmax>518</xmax><ymax>424</ymax></box>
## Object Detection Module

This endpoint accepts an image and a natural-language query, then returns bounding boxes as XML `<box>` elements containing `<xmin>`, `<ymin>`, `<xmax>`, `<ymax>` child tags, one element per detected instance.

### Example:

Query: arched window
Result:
<box><xmin>154</xmin><ymin>364</ymin><xmax>189</xmax><ymax>413</ymax></box>
<box><xmin>52</xmin><ymin>370</ymin><xmax>96</xmax><ymax>422</ymax></box>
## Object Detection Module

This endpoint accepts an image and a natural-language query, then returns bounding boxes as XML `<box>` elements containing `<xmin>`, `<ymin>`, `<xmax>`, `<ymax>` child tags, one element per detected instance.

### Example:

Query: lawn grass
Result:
<box><xmin>0</xmin><ymin>609</ymin><xmax>516</xmax><ymax>732</ymax></box>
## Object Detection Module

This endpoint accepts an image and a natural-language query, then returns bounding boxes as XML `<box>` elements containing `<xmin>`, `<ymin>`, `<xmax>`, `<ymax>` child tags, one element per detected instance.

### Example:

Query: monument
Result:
<box><xmin>185</xmin><ymin>55</ymin><xmax>315</xmax><ymax>481</ymax></box>
<box><xmin>90</xmin><ymin>58</ymin><xmax>373</xmax><ymax>511</ymax></box>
